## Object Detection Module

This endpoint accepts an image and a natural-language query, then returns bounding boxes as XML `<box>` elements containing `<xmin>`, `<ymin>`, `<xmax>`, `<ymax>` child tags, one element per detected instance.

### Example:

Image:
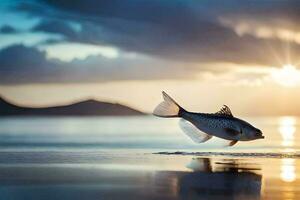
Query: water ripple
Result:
<box><xmin>154</xmin><ymin>151</ymin><xmax>300</xmax><ymax>158</ymax></box>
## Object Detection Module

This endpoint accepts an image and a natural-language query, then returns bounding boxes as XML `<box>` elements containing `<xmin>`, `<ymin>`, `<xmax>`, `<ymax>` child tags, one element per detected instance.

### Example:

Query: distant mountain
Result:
<box><xmin>0</xmin><ymin>97</ymin><xmax>145</xmax><ymax>116</ymax></box>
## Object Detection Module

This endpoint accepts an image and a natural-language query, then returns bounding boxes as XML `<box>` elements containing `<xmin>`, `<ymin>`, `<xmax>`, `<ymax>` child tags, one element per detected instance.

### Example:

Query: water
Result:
<box><xmin>0</xmin><ymin>116</ymin><xmax>298</xmax><ymax>152</ymax></box>
<box><xmin>0</xmin><ymin>116</ymin><xmax>299</xmax><ymax>200</ymax></box>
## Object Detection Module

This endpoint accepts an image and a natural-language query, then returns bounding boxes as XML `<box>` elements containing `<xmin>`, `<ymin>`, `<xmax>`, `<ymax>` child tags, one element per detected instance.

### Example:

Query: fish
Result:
<box><xmin>153</xmin><ymin>91</ymin><xmax>264</xmax><ymax>146</ymax></box>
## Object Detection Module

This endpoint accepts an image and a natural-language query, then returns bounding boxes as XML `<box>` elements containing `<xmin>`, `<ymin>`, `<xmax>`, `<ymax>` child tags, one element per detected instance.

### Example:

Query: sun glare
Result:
<box><xmin>279</xmin><ymin>117</ymin><xmax>296</xmax><ymax>147</ymax></box>
<box><xmin>271</xmin><ymin>64</ymin><xmax>300</xmax><ymax>87</ymax></box>
<box><xmin>280</xmin><ymin>159</ymin><xmax>296</xmax><ymax>182</ymax></box>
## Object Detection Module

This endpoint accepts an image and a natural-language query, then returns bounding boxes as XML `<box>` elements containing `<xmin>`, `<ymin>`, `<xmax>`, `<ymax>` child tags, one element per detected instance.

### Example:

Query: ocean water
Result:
<box><xmin>0</xmin><ymin>116</ymin><xmax>298</xmax><ymax>153</ymax></box>
<box><xmin>0</xmin><ymin>116</ymin><xmax>299</xmax><ymax>200</ymax></box>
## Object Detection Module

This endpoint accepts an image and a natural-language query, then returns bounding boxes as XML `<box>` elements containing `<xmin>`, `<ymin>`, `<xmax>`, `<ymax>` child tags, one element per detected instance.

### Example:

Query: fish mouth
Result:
<box><xmin>257</xmin><ymin>133</ymin><xmax>265</xmax><ymax>139</ymax></box>
<box><xmin>255</xmin><ymin>131</ymin><xmax>265</xmax><ymax>139</ymax></box>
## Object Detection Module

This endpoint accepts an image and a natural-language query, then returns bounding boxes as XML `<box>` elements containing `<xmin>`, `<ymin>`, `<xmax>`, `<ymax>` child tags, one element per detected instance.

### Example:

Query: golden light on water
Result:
<box><xmin>280</xmin><ymin>159</ymin><xmax>296</xmax><ymax>182</ymax></box>
<box><xmin>271</xmin><ymin>64</ymin><xmax>300</xmax><ymax>87</ymax></box>
<box><xmin>279</xmin><ymin>117</ymin><xmax>296</xmax><ymax>147</ymax></box>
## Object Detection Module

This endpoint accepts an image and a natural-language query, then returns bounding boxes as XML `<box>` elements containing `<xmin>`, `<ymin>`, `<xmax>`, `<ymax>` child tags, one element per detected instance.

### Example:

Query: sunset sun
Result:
<box><xmin>271</xmin><ymin>64</ymin><xmax>300</xmax><ymax>87</ymax></box>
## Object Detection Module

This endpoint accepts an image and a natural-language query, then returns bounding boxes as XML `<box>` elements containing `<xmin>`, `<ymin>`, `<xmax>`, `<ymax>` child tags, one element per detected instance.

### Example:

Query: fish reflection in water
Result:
<box><xmin>178</xmin><ymin>158</ymin><xmax>262</xmax><ymax>200</ymax></box>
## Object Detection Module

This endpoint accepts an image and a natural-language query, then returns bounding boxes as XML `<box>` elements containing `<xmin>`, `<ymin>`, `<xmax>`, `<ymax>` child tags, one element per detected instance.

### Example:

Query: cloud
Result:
<box><xmin>0</xmin><ymin>44</ymin><xmax>50</xmax><ymax>69</ymax></box>
<box><xmin>2</xmin><ymin>0</ymin><xmax>299</xmax><ymax>85</ymax></box>
<box><xmin>0</xmin><ymin>44</ymin><xmax>203</xmax><ymax>84</ymax></box>
<box><xmin>0</xmin><ymin>25</ymin><xmax>18</xmax><ymax>34</ymax></box>
<box><xmin>0</xmin><ymin>44</ymin><xmax>60</xmax><ymax>83</ymax></box>
<box><xmin>16</xmin><ymin>0</ymin><xmax>300</xmax><ymax>67</ymax></box>
<box><xmin>32</xmin><ymin>20</ymin><xmax>78</xmax><ymax>39</ymax></box>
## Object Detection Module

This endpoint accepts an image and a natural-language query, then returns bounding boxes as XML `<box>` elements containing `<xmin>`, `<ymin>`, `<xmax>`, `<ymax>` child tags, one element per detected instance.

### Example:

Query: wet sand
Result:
<box><xmin>0</xmin><ymin>151</ymin><xmax>299</xmax><ymax>200</ymax></box>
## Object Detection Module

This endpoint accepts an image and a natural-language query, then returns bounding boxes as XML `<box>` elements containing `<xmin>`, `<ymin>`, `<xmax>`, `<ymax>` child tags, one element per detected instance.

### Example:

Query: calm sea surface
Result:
<box><xmin>0</xmin><ymin>116</ymin><xmax>298</xmax><ymax>152</ymax></box>
<box><xmin>0</xmin><ymin>116</ymin><xmax>299</xmax><ymax>200</ymax></box>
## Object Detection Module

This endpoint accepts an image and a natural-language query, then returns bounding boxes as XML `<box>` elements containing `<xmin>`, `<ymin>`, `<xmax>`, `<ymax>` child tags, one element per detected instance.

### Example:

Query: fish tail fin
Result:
<box><xmin>153</xmin><ymin>91</ymin><xmax>184</xmax><ymax>118</ymax></box>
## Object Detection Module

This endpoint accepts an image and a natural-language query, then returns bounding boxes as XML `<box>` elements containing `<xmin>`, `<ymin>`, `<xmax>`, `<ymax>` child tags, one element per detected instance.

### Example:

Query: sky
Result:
<box><xmin>1</xmin><ymin>0</ymin><xmax>300</xmax><ymax>116</ymax></box>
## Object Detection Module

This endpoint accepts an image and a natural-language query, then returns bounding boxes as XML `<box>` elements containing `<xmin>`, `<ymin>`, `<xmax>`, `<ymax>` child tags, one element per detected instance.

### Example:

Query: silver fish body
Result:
<box><xmin>153</xmin><ymin>91</ymin><xmax>264</xmax><ymax>145</ymax></box>
<box><xmin>181</xmin><ymin>111</ymin><xmax>264</xmax><ymax>141</ymax></box>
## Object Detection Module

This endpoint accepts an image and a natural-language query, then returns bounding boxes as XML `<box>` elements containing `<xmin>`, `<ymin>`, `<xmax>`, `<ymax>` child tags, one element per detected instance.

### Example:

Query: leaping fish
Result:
<box><xmin>153</xmin><ymin>91</ymin><xmax>264</xmax><ymax>147</ymax></box>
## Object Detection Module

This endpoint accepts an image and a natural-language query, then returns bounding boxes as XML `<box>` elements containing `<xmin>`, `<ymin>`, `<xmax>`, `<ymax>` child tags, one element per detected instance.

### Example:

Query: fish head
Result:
<box><xmin>240</xmin><ymin>121</ymin><xmax>264</xmax><ymax>141</ymax></box>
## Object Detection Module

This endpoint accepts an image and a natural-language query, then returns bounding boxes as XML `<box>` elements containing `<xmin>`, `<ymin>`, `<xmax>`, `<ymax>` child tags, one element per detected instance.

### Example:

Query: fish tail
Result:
<box><xmin>153</xmin><ymin>91</ymin><xmax>185</xmax><ymax>118</ymax></box>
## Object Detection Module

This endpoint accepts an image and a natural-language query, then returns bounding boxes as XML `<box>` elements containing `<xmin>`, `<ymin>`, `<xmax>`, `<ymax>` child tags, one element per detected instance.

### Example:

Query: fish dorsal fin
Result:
<box><xmin>215</xmin><ymin>105</ymin><xmax>233</xmax><ymax>117</ymax></box>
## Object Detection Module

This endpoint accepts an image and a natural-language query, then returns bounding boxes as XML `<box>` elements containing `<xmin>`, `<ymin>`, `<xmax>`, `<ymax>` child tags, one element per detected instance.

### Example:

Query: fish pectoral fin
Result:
<box><xmin>228</xmin><ymin>140</ymin><xmax>238</xmax><ymax>146</ymax></box>
<box><xmin>224</xmin><ymin>128</ymin><xmax>240</xmax><ymax>136</ymax></box>
<box><xmin>223</xmin><ymin>140</ymin><xmax>238</xmax><ymax>147</ymax></box>
<box><xmin>179</xmin><ymin>119</ymin><xmax>212</xmax><ymax>143</ymax></box>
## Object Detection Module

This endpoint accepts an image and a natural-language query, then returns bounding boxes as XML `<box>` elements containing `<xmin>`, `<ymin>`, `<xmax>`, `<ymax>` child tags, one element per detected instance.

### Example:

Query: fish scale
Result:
<box><xmin>153</xmin><ymin>91</ymin><xmax>264</xmax><ymax>146</ymax></box>
<box><xmin>182</xmin><ymin>112</ymin><xmax>241</xmax><ymax>140</ymax></box>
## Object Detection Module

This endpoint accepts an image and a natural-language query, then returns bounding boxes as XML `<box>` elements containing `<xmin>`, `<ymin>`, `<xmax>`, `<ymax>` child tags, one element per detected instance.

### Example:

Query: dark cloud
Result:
<box><xmin>18</xmin><ymin>0</ymin><xmax>300</xmax><ymax>66</ymax></box>
<box><xmin>38</xmin><ymin>0</ymin><xmax>300</xmax><ymax>25</ymax></box>
<box><xmin>0</xmin><ymin>25</ymin><xmax>18</xmax><ymax>34</ymax></box>
<box><xmin>1</xmin><ymin>0</ymin><xmax>298</xmax><ymax>84</ymax></box>
<box><xmin>0</xmin><ymin>44</ymin><xmax>199</xmax><ymax>84</ymax></box>
<box><xmin>0</xmin><ymin>44</ymin><xmax>49</xmax><ymax>70</ymax></box>
<box><xmin>0</xmin><ymin>44</ymin><xmax>60</xmax><ymax>83</ymax></box>
<box><xmin>32</xmin><ymin>20</ymin><xmax>78</xmax><ymax>39</ymax></box>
